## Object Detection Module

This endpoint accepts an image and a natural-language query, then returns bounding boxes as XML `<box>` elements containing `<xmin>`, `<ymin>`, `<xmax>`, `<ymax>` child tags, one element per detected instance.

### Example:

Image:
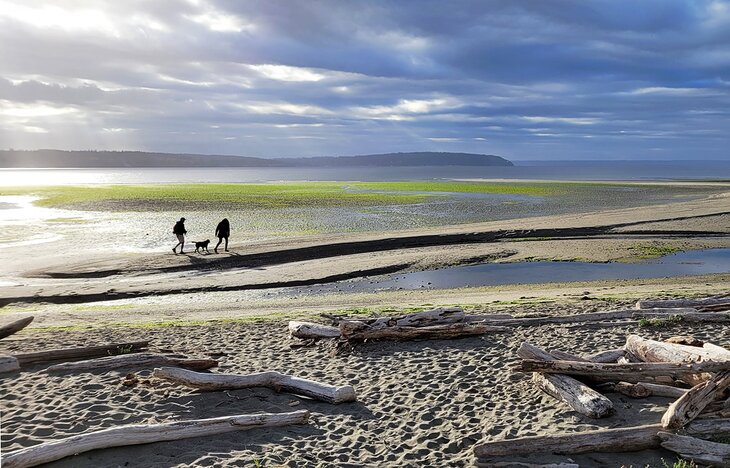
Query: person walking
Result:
<box><xmin>172</xmin><ymin>217</ymin><xmax>187</xmax><ymax>254</ymax></box>
<box><xmin>214</xmin><ymin>218</ymin><xmax>230</xmax><ymax>253</ymax></box>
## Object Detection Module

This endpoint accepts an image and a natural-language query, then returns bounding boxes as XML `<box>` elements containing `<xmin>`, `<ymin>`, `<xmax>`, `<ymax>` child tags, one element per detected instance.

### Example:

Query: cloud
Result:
<box><xmin>0</xmin><ymin>0</ymin><xmax>728</xmax><ymax>159</ymax></box>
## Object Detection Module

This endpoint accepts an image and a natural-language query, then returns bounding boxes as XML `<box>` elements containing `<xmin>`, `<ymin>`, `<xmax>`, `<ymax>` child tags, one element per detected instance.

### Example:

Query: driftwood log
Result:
<box><xmin>658</xmin><ymin>432</ymin><xmax>730</xmax><ymax>467</ymax></box>
<box><xmin>339</xmin><ymin>322</ymin><xmax>506</xmax><ymax>341</ymax></box>
<box><xmin>474</xmin><ymin>419</ymin><xmax>730</xmax><ymax>458</ymax></box>
<box><xmin>636</xmin><ymin>296</ymin><xmax>729</xmax><ymax>309</ymax></box>
<box><xmin>625</xmin><ymin>335</ymin><xmax>730</xmax><ymax>362</ymax></box>
<box><xmin>2</xmin><ymin>410</ymin><xmax>309</xmax><ymax>468</ymax></box>
<box><xmin>0</xmin><ymin>316</ymin><xmax>34</xmax><ymax>339</ymax></box>
<box><xmin>518</xmin><ymin>342</ymin><xmax>613</xmax><ymax>418</ymax></box>
<box><xmin>153</xmin><ymin>367</ymin><xmax>356</xmax><ymax>404</ymax></box>
<box><xmin>46</xmin><ymin>353</ymin><xmax>217</xmax><ymax>374</ymax></box>
<box><xmin>697</xmin><ymin>302</ymin><xmax>730</xmax><ymax>312</ymax></box>
<box><xmin>474</xmin><ymin>424</ymin><xmax>662</xmax><ymax>457</ymax></box>
<box><xmin>468</xmin><ymin>308</ymin><xmax>695</xmax><ymax>327</ymax></box>
<box><xmin>662</xmin><ymin>371</ymin><xmax>730</xmax><ymax>429</ymax></box>
<box><xmin>14</xmin><ymin>341</ymin><xmax>149</xmax><ymax>367</ymax></box>
<box><xmin>339</xmin><ymin>306</ymin><xmax>465</xmax><ymax>334</ymax></box>
<box><xmin>585</xmin><ymin>348</ymin><xmax>627</xmax><ymax>363</ymax></box>
<box><xmin>476</xmin><ymin>462</ymin><xmax>579</xmax><ymax>468</ymax></box>
<box><xmin>0</xmin><ymin>355</ymin><xmax>20</xmax><ymax>373</ymax></box>
<box><xmin>635</xmin><ymin>311</ymin><xmax>730</xmax><ymax>323</ymax></box>
<box><xmin>288</xmin><ymin>321</ymin><xmax>340</xmax><ymax>339</ymax></box>
<box><xmin>519</xmin><ymin>359</ymin><xmax>729</xmax><ymax>382</ymax></box>
<box><xmin>610</xmin><ymin>381</ymin><xmax>688</xmax><ymax>399</ymax></box>
<box><xmin>531</xmin><ymin>373</ymin><xmax>613</xmax><ymax>418</ymax></box>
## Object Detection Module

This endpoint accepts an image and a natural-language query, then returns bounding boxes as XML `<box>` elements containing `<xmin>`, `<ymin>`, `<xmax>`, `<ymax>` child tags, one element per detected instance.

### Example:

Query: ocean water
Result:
<box><xmin>0</xmin><ymin>160</ymin><xmax>729</xmax><ymax>186</ymax></box>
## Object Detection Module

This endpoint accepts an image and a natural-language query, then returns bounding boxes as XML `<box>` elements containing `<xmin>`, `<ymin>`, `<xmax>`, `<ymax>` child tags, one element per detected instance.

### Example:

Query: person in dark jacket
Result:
<box><xmin>172</xmin><ymin>217</ymin><xmax>187</xmax><ymax>254</ymax></box>
<box><xmin>214</xmin><ymin>218</ymin><xmax>230</xmax><ymax>253</ymax></box>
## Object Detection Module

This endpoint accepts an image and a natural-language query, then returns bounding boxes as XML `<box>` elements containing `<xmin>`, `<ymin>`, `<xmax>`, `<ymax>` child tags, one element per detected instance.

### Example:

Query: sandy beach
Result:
<box><xmin>1</xmin><ymin>184</ymin><xmax>729</xmax><ymax>467</ymax></box>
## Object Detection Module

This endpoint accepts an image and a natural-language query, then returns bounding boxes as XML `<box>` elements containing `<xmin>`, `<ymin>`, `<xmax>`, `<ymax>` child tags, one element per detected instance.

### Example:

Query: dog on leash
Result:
<box><xmin>194</xmin><ymin>239</ymin><xmax>210</xmax><ymax>253</ymax></box>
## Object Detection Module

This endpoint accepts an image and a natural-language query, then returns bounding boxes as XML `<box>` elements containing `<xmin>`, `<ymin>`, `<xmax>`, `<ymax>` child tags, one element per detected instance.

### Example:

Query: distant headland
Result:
<box><xmin>0</xmin><ymin>150</ymin><xmax>513</xmax><ymax>168</ymax></box>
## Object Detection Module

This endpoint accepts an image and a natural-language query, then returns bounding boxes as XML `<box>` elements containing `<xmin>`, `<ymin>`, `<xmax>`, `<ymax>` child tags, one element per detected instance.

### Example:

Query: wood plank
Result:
<box><xmin>153</xmin><ymin>367</ymin><xmax>356</xmax><ymax>404</ymax></box>
<box><xmin>2</xmin><ymin>411</ymin><xmax>309</xmax><ymax>468</ymax></box>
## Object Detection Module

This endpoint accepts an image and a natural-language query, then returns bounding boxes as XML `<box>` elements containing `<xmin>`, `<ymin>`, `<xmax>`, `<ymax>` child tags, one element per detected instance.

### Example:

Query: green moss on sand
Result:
<box><xmin>0</xmin><ymin>181</ymin><xmax>572</xmax><ymax>211</ymax></box>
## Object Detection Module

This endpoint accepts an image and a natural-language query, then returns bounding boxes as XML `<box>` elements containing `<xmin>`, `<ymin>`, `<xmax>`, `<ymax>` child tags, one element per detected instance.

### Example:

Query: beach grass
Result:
<box><xmin>0</xmin><ymin>181</ymin><xmax>568</xmax><ymax>211</ymax></box>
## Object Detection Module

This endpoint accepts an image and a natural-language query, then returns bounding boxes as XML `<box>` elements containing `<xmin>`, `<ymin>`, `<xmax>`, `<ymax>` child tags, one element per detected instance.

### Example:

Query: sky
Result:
<box><xmin>1</xmin><ymin>0</ymin><xmax>729</xmax><ymax>160</ymax></box>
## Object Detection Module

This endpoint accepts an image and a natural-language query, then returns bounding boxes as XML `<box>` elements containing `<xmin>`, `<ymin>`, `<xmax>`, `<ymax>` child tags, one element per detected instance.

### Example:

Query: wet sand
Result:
<box><xmin>1</xmin><ymin>190</ymin><xmax>729</xmax><ymax>307</ymax></box>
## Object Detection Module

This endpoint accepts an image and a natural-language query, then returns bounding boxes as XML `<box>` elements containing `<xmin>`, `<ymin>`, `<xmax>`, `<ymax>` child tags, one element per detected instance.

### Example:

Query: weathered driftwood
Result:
<box><xmin>585</xmin><ymin>348</ymin><xmax>627</xmax><ymax>363</ymax></box>
<box><xmin>476</xmin><ymin>462</ymin><xmax>579</xmax><ymax>468</ymax></box>
<box><xmin>517</xmin><ymin>342</ymin><xmax>558</xmax><ymax>361</ymax></box>
<box><xmin>153</xmin><ymin>367</ymin><xmax>356</xmax><ymax>404</ymax></box>
<box><xmin>2</xmin><ymin>410</ymin><xmax>309</xmax><ymax>468</ymax></box>
<box><xmin>463</xmin><ymin>313</ymin><xmax>514</xmax><ymax>322</ymax></box>
<box><xmin>14</xmin><ymin>341</ymin><xmax>149</xmax><ymax>367</ymax></box>
<box><xmin>697</xmin><ymin>302</ymin><xmax>730</xmax><ymax>312</ymax></box>
<box><xmin>339</xmin><ymin>322</ymin><xmax>506</xmax><ymax>341</ymax></box>
<box><xmin>658</xmin><ymin>432</ymin><xmax>730</xmax><ymax>467</ymax></box>
<box><xmin>46</xmin><ymin>353</ymin><xmax>217</xmax><ymax>374</ymax></box>
<box><xmin>636</xmin><ymin>296</ymin><xmax>729</xmax><ymax>309</ymax></box>
<box><xmin>0</xmin><ymin>316</ymin><xmax>34</xmax><ymax>339</ymax></box>
<box><xmin>518</xmin><ymin>342</ymin><xmax>613</xmax><ymax>418</ymax></box>
<box><xmin>469</xmin><ymin>308</ymin><xmax>695</xmax><ymax>327</ymax></box>
<box><xmin>685</xmin><ymin>417</ymin><xmax>730</xmax><ymax>436</ymax></box>
<box><xmin>662</xmin><ymin>371</ymin><xmax>730</xmax><ymax>429</ymax></box>
<box><xmin>520</xmin><ymin>359</ymin><xmax>729</xmax><ymax>382</ymax></box>
<box><xmin>532</xmin><ymin>373</ymin><xmax>613</xmax><ymax>418</ymax></box>
<box><xmin>288</xmin><ymin>321</ymin><xmax>340</xmax><ymax>339</ymax></box>
<box><xmin>339</xmin><ymin>306</ymin><xmax>465</xmax><ymax>335</ymax></box>
<box><xmin>634</xmin><ymin>311</ymin><xmax>730</xmax><ymax>323</ymax></box>
<box><xmin>626</xmin><ymin>335</ymin><xmax>730</xmax><ymax>363</ymax></box>
<box><xmin>0</xmin><ymin>355</ymin><xmax>20</xmax><ymax>373</ymax></box>
<box><xmin>701</xmin><ymin>396</ymin><xmax>730</xmax><ymax>418</ymax></box>
<box><xmin>548</xmin><ymin>349</ymin><xmax>587</xmax><ymax>361</ymax></box>
<box><xmin>705</xmin><ymin>343</ymin><xmax>730</xmax><ymax>360</ymax></box>
<box><xmin>474</xmin><ymin>424</ymin><xmax>662</xmax><ymax>457</ymax></box>
<box><xmin>666</xmin><ymin>336</ymin><xmax>704</xmax><ymax>347</ymax></box>
<box><xmin>610</xmin><ymin>381</ymin><xmax>687</xmax><ymax>399</ymax></box>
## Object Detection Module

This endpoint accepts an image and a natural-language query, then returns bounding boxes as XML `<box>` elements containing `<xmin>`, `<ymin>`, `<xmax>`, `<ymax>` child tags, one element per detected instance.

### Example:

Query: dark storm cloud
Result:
<box><xmin>0</xmin><ymin>0</ymin><xmax>729</xmax><ymax>159</ymax></box>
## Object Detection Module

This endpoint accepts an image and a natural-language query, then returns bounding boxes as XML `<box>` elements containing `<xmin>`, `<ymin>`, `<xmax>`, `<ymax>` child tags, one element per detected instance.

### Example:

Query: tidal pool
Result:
<box><xmin>299</xmin><ymin>248</ymin><xmax>730</xmax><ymax>293</ymax></box>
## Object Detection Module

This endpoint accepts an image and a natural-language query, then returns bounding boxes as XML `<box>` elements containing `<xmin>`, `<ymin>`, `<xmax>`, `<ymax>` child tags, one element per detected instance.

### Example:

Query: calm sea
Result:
<box><xmin>1</xmin><ymin>160</ymin><xmax>729</xmax><ymax>186</ymax></box>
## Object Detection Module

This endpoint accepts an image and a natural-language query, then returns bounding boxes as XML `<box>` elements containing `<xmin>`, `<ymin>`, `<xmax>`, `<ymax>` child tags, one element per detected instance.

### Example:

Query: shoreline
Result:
<box><xmin>1</xmin><ymin>190</ymin><xmax>728</xmax><ymax>308</ymax></box>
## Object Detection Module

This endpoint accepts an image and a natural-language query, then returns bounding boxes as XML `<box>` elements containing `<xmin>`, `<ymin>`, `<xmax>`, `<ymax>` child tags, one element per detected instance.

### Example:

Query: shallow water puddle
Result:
<box><xmin>302</xmin><ymin>248</ymin><xmax>730</xmax><ymax>293</ymax></box>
